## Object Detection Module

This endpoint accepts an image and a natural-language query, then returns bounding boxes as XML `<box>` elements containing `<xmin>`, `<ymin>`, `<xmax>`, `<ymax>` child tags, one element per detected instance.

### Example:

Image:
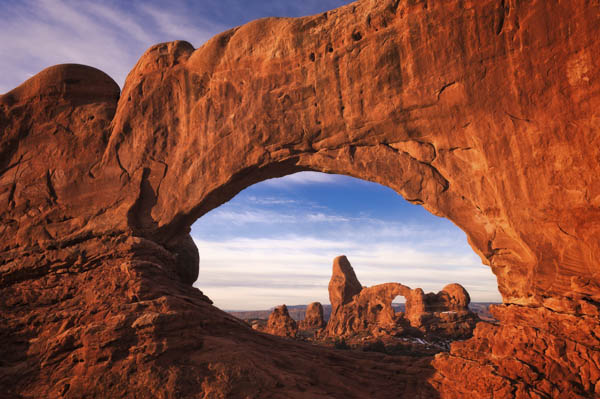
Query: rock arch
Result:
<box><xmin>1</xmin><ymin>0</ymin><xmax>599</xmax><ymax>397</ymax></box>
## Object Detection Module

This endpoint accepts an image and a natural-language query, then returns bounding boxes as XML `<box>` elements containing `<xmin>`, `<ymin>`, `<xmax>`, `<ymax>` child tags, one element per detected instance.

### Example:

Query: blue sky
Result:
<box><xmin>0</xmin><ymin>0</ymin><xmax>350</xmax><ymax>92</ymax></box>
<box><xmin>0</xmin><ymin>0</ymin><xmax>501</xmax><ymax>309</ymax></box>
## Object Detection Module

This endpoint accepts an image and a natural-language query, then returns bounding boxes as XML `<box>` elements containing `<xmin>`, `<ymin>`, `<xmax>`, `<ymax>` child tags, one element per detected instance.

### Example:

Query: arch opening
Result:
<box><xmin>392</xmin><ymin>295</ymin><xmax>406</xmax><ymax>316</ymax></box>
<box><xmin>190</xmin><ymin>171</ymin><xmax>501</xmax><ymax>318</ymax></box>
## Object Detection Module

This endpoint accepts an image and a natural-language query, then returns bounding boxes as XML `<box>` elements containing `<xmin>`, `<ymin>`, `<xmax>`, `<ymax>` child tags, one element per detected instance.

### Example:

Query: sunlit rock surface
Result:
<box><xmin>1</xmin><ymin>0</ymin><xmax>599</xmax><ymax>397</ymax></box>
<box><xmin>325</xmin><ymin>256</ymin><xmax>479</xmax><ymax>340</ymax></box>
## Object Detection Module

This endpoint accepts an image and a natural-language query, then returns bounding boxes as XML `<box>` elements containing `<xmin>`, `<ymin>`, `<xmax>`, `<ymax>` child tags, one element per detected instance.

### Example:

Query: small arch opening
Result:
<box><xmin>392</xmin><ymin>295</ymin><xmax>405</xmax><ymax>316</ymax></box>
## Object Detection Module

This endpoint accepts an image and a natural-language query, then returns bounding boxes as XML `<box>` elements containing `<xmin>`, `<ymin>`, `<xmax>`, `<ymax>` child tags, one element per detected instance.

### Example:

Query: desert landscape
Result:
<box><xmin>1</xmin><ymin>0</ymin><xmax>600</xmax><ymax>398</ymax></box>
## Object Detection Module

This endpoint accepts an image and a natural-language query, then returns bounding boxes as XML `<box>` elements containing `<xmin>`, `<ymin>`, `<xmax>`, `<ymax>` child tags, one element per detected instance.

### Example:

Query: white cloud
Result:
<box><xmin>261</xmin><ymin>171</ymin><xmax>351</xmax><ymax>187</ymax></box>
<box><xmin>204</xmin><ymin>209</ymin><xmax>297</xmax><ymax>225</ymax></box>
<box><xmin>198</xmin><ymin>205</ymin><xmax>369</xmax><ymax>227</ymax></box>
<box><xmin>305</xmin><ymin>213</ymin><xmax>350</xmax><ymax>222</ymax></box>
<box><xmin>246</xmin><ymin>196</ymin><xmax>300</xmax><ymax>205</ymax></box>
<box><xmin>139</xmin><ymin>3</ymin><xmax>220</xmax><ymax>43</ymax></box>
<box><xmin>192</xmin><ymin>230</ymin><xmax>502</xmax><ymax>310</ymax></box>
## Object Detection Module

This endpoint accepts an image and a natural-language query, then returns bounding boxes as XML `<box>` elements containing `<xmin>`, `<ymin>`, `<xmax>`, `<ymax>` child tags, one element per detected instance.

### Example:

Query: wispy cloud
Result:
<box><xmin>261</xmin><ymin>171</ymin><xmax>352</xmax><ymax>187</ymax></box>
<box><xmin>204</xmin><ymin>209</ymin><xmax>299</xmax><ymax>225</ymax></box>
<box><xmin>0</xmin><ymin>0</ymin><xmax>353</xmax><ymax>93</ymax></box>
<box><xmin>306</xmin><ymin>213</ymin><xmax>350</xmax><ymax>223</ymax></box>
<box><xmin>193</xmin><ymin>228</ymin><xmax>501</xmax><ymax>310</ymax></box>
<box><xmin>0</xmin><ymin>0</ymin><xmax>224</xmax><ymax>92</ymax></box>
<box><xmin>246</xmin><ymin>196</ymin><xmax>300</xmax><ymax>206</ymax></box>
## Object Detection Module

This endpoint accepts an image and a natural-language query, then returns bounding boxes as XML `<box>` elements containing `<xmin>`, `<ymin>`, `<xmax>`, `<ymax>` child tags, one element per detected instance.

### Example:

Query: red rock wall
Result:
<box><xmin>1</xmin><ymin>0</ymin><xmax>599</xmax><ymax>397</ymax></box>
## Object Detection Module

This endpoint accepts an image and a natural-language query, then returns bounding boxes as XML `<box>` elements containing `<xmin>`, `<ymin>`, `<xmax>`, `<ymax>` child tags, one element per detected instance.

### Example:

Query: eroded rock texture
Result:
<box><xmin>298</xmin><ymin>301</ymin><xmax>326</xmax><ymax>330</ymax></box>
<box><xmin>265</xmin><ymin>305</ymin><xmax>298</xmax><ymax>338</ymax></box>
<box><xmin>1</xmin><ymin>0</ymin><xmax>599</xmax><ymax>397</ymax></box>
<box><xmin>406</xmin><ymin>284</ymin><xmax>480</xmax><ymax>340</ymax></box>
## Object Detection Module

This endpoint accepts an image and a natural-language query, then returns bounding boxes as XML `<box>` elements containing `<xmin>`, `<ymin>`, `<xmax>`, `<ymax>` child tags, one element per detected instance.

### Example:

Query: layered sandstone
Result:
<box><xmin>1</xmin><ymin>0</ymin><xmax>599</xmax><ymax>397</ymax></box>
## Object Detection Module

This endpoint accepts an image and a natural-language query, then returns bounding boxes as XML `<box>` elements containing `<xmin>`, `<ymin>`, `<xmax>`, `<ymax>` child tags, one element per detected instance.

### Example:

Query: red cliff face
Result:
<box><xmin>1</xmin><ymin>0</ymin><xmax>599</xmax><ymax>397</ymax></box>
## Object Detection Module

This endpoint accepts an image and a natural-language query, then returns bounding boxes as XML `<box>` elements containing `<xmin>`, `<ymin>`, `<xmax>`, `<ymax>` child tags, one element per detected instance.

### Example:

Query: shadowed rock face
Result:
<box><xmin>1</xmin><ymin>0</ymin><xmax>599</xmax><ymax>397</ymax></box>
<box><xmin>299</xmin><ymin>302</ymin><xmax>326</xmax><ymax>330</ymax></box>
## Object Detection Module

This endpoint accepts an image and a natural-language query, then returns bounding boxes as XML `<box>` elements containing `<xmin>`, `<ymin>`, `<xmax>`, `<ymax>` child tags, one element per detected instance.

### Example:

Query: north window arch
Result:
<box><xmin>190</xmin><ymin>171</ymin><xmax>501</xmax><ymax>312</ymax></box>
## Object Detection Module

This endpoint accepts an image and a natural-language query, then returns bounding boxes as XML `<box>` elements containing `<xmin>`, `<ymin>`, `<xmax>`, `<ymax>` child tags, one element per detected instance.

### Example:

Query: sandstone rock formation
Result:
<box><xmin>265</xmin><ymin>304</ymin><xmax>298</xmax><ymax>338</ymax></box>
<box><xmin>298</xmin><ymin>301</ymin><xmax>326</xmax><ymax>330</ymax></box>
<box><xmin>1</xmin><ymin>0</ymin><xmax>599</xmax><ymax>397</ymax></box>
<box><xmin>328</xmin><ymin>255</ymin><xmax>363</xmax><ymax>308</ymax></box>
<box><xmin>326</xmin><ymin>256</ymin><xmax>479</xmax><ymax>340</ymax></box>
<box><xmin>405</xmin><ymin>284</ymin><xmax>479</xmax><ymax>339</ymax></box>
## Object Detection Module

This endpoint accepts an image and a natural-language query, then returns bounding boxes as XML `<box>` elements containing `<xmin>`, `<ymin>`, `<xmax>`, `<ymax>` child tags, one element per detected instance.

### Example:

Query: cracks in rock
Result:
<box><xmin>449</xmin><ymin>146</ymin><xmax>472</xmax><ymax>152</ymax></box>
<box><xmin>114</xmin><ymin>142</ymin><xmax>130</xmax><ymax>180</ymax></box>
<box><xmin>0</xmin><ymin>154</ymin><xmax>26</xmax><ymax>178</ymax></box>
<box><xmin>495</xmin><ymin>0</ymin><xmax>509</xmax><ymax>36</ymax></box>
<box><xmin>505</xmin><ymin>111</ymin><xmax>532</xmax><ymax>123</ymax></box>
<box><xmin>7</xmin><ymin>182</ymin><xmax>16</xmax><ymax>208</ymax></box>
<box><xmin>0</xmin><ymin>231</ymin><xmax>126</xmax><ymax>286</ymax></box>
<box><xmin>306</xmin><ymin>140</ymin><xmax>450</xmax><ymax>196</ymax></box>
<box><xmin>494</xmin><ymin>303</ymin><xmax>600</xmax><ymax>354</ymax></box>
<box><xmin>436</xmin><ymin>81</ymin><xmax>456</xmax><ymax>101</ymax></box>
<box><xmin>503</xmin><ymin>300</ymin><xmax>598</xmax><ymax>320</ymax></box>
<box><xmin>55</xmin><ymin>122</ymin><xmax>75</xmax><ymax>136</ymax></box>
<box><xmin>5</xmin><ymin>154</ymin><xmax>28</xmax><ymax>209</ymax></box>
<box><xmin>557</xmin><ymin>223</ymin><xmax>577</xmax><ymax>239</ymax></box>
<box><xmin>43</xmin><ymin>226</ymin><xmax>55</xmax><ymax>241</ymax></box>
<box><xmin>383</xmin><ymin>142</ymin><xmax>449</xmax><ymax>193</ymax></box>
<box><xmin>486</xmin><ymin>241</ymin><xmax>509</xmax><ymax>260</ymax></box>
<box><xmin>388</xmin><ymin>0</ymin><xmax>402</xmax><ymax>14</ymax></box>
<box><xmin>442</xmin><ymin>333</ymin><xmax>581</xmax><ymax>398</ymax></box>
<box><xmin>149</xmin><ymin>157</ymin><xmax>169</xmax><ymax>200</ymax></box>
<box><xmin>45</xmin><ymin>170</ymin><xmax>58</xmax><ymax>204</ymax></box>
<box><xmin>87</xmin><ymin>160</ymin><xmax>100</xmax><ymax>179</ymax></box>
<box><xmin>428</xmin><ymin>141</ymin><xmax>438</xmax><ymax>162</ymax></box>
<box><xmin>485</xmin><ymin>230</ymin><xmax>509</xmax><ymax>260</ymax></box>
